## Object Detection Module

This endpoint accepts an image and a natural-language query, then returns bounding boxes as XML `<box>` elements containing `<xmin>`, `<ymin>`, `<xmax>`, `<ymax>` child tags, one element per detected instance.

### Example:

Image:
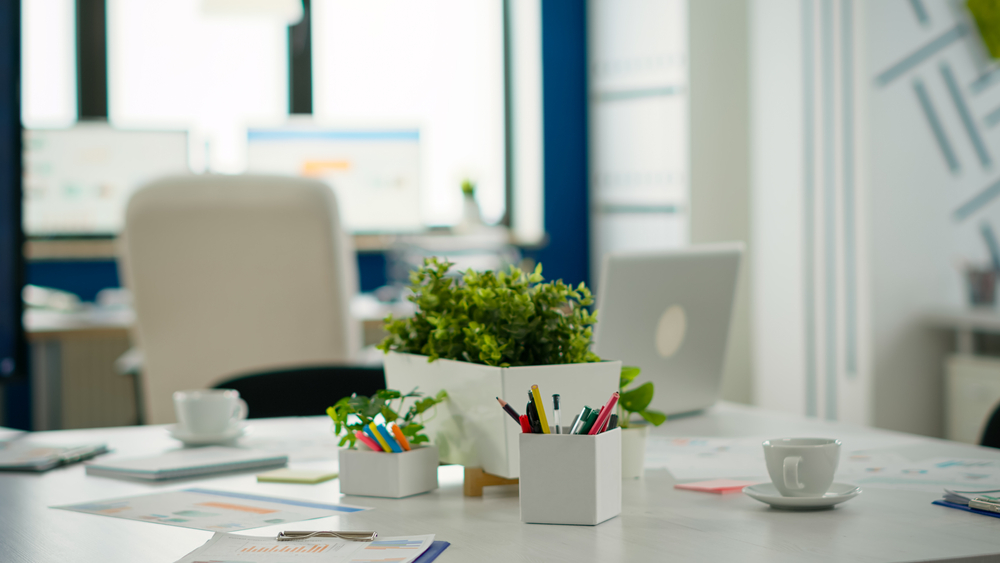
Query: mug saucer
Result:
<box><xmin>168</xmin><ymin>423</ymin><xmax>247</xmax><ymax>446</ymax></box>
<box><xmin>743</xmin><ymin>482</ymin><xmax>862</xmax><ymax>510</ymax></box>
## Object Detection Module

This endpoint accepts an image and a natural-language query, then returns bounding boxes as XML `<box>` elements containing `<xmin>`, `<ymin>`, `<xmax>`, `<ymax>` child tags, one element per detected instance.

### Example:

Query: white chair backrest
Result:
<box><xmin>119</xmin><ymin>174</ymin><xmax>360</xmax><ymax>424</ymax></box>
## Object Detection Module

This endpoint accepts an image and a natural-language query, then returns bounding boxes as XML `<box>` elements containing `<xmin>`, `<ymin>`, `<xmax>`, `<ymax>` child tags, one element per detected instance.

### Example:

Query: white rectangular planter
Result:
<box><xmin>338</xmin><ymin>444</ymin><xmax>439</xmax><ymax>498</ymax></box>
<box><xmin>519</xmin><ymin>428</ymin><xmax>622</xmax><ymax>525</ymax></box>
<box><xmin>384</xmin><ymin>352</ymin><xmax>621</xmax><ymax>479</ymax></box>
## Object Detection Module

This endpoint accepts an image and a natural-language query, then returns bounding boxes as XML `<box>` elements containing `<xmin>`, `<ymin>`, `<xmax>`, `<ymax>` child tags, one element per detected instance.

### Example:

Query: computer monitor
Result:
<box><xmin>245</xmin><ymin>127</ymin><xmax>422</xmax><ymax>234</ymax></box>
<box><xmin>23</xmin><ymin>124</ymin><xmax>189</xmax><ymax>236</ymax></box>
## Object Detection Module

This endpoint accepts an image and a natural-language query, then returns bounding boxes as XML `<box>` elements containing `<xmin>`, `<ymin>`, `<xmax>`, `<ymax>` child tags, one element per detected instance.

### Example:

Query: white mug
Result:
<box><xmin>762</xmin><ymin>438</ymin><xmax>840</xmax><ymax>497</ymax></box>
<box><xmin>173</xmin><ymin>389</ymin><xmax>248</xmax><ymax>435</ymax></box>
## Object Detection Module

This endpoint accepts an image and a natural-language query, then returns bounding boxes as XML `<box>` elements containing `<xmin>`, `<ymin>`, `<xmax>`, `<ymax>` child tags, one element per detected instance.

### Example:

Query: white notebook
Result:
<box><xmin>85</xmin><ymin>446</ymin><xmax>287</xmax><ymax>481</ymax></box>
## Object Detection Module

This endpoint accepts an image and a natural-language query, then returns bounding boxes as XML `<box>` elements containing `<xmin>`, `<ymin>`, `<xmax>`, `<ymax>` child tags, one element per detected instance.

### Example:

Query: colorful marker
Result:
<box><xmin>390</xmin><ymin>423</ymin><xmax>412</xmax><ymax>451</ymax></box>
<box><xmin>530</xmin><ymin>385</ymin><xmax>551</xmax><ymax>434</ymax></box>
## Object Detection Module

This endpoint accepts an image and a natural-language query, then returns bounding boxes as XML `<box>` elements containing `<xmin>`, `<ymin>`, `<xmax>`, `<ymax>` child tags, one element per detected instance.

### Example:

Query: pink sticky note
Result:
<box><xmin>674</xmin><ymin>479</ymin><xmax>761</xmax><ymax>494</ymax></box>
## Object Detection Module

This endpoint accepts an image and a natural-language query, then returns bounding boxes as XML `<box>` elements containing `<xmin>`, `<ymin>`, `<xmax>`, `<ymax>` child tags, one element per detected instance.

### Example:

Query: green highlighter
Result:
<box><xmin>577</xmin><ymin>408</ymin><xmax>600</xmax><ymax>434</ymax></box>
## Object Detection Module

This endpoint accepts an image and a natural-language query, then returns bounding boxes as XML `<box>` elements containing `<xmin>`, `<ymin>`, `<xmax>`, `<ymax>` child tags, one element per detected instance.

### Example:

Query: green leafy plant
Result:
<box><xmin>327</xmin><ymin>388</ymin><xmax>448</xmax><ymax>449</ymax></box>
<box><xmin>461</xmin><ymin>179</ymin><xmax>475</xmax><ymax>196</ymax></box>
<box><xmin>617</xmin><ymin>366</ymin><xmax>666</xmax><ymax>429</ymax></box>
<box><xmin>377</xmin><ymin>257</ymin><xmax>601</xmax><ymax>367</ymax></box>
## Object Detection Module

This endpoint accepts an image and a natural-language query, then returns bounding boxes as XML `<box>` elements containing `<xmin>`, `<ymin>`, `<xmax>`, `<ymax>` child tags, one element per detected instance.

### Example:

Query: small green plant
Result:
<box><xmin>377</xmin><ymin>258</ymin><xmax>601</xmax><ymax>367</ymax></box>
<box><xmin>327</xmin><ymin>388</ymin><xmax>448</xmax><ymax>449</ymax></box>
<box><xmin>461</xmin><ymin>179</ymin><xmax>475</xmax><ymax>196</ymax></box>
<box><xmin>617</xmin><ymin>366</ymin><xmax>666</xmax><ymax>429</ymax></box>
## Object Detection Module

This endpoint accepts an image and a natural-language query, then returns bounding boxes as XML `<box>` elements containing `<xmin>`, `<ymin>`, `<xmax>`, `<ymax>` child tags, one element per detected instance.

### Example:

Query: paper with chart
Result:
<box><xmin>55</xmin><ymin>488</ymin><xmax>372</xmax><ymax>532</ymax></box>
<box><xmin>643</xmin><ymin>435</ymin><xmax>1000</xmax><ymax>492</ymax></box>
<box><xmin>838</xmin><ymin>457</ymin><xmax>1000</xmax><ymax>493</ymax></box>
<box><xmin>174</xmin><ymin>532</ymin><xmax>434</xmax><ymax>563</ymax></box>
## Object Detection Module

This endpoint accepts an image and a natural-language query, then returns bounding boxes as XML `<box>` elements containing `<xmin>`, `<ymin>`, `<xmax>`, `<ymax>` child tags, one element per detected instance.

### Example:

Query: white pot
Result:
<box><xmin>620</xmin><ymin>424</ymin><xmax>649</xmax><ymax>479</ymax></box>
<box><xmin>338</xmin><ymin>444</ymin><xmax>439</xmax><ymax>498</ymax></box>
<box><xmin>383</xmin><ymin>351</ymin><xmax>621</xmax><ymax>479</ymax></box>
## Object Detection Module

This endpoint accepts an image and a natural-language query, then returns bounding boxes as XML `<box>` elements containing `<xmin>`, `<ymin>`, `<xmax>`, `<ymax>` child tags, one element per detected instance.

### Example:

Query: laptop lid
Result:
<box><xmin>592</xmin><ymin>243</ymin><xmax>743</xmax><ymax>416</ymax></box>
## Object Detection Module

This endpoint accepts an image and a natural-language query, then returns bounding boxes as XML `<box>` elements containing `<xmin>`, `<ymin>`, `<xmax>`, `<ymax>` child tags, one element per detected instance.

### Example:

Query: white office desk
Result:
<box><xmin>2</xmin><ymin>402</ymin><xmax>999</xmax><ymax>563</ymax></box>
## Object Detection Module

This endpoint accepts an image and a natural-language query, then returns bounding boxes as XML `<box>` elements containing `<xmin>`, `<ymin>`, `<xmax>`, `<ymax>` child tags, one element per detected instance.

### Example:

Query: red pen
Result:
<box><xmin>519</xmin><ymin>414</ymin><xmax>533</xmax><ymax>433</ymax></box>
<box><xmin>589</xmin><ymin>392</ymin><xmax>620</xmax><ymax>435</ymax></box>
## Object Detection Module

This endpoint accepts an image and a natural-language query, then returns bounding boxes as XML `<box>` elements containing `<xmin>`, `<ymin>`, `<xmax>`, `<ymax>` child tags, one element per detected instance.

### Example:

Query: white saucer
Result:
<box><xmin>743</xmin><ymin>482</ymin><xmax>862</xmax><ymax>510</ymax></box>
<box><xmin>168</xmin><ymin>424</ymin><xmax>247</xmax><ymax>446</ymax></box>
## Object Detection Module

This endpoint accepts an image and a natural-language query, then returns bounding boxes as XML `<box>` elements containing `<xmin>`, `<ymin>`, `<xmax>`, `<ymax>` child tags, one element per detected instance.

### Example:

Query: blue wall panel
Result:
<box><xmin>528</xmin><ymin>0</ymin><xmax>591</xmax><ymax>288</ymax></box>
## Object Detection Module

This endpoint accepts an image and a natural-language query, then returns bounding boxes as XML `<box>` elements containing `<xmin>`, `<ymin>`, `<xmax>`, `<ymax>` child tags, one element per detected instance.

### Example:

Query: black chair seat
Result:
<box><xmin>983</xmin><ymin>400</ymin><xmax>1000</xmax><ymax>449</ymax></box>
<box><xmin>214</xmin><ymin>365</ymin><xmax>385</xmax><ymax>419</ymax></box>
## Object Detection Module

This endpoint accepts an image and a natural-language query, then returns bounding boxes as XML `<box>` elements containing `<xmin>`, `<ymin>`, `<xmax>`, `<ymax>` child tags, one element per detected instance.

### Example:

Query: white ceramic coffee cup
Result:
<box><xmin>762</xmin><ymin>437</ymin><xmax>841</xmax><ymax>497</ymax></box>
<box><xmin>173</xmin><ymin>389</ymin><xmax>248</xmax><ymax>435</ymax></box>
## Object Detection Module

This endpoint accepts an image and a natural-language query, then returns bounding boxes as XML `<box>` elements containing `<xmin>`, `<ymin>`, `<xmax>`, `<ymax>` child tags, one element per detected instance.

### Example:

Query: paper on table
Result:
<box><xmin>55</xmin><ymin>488</ymin><xmax>372</xmax><ymax>532</ymax></box>
<box><xmin>840</xmin><ymin>457</ymin><xmax>1000</xmax><ymax>493</ymax></box>
<box><xmin>173</xmin><ymin>533</ymin><xmax>435</xmax><ymax>563</ymax></box>
<box><xmin>645</xmin><ymin>435</ymin><xmax>934</xmax><ymax>482</ymax></box>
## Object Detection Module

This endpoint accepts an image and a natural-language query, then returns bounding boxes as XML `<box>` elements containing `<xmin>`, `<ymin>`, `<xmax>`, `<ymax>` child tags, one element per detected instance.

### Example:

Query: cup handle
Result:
<box><xmin>783</xmin><ymin>456</ymin><xmax>804</xmax><ymax>490</ymax></box>
<box><xmin>233</xmin><ymin>398</ymin><xmax>249</xmax><ymax>422</ymax></box>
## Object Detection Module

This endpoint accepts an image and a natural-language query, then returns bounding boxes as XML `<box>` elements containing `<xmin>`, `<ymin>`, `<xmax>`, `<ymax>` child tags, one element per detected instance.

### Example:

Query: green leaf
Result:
<box><xmin>620</xmin><ymin>366</ymin><xmax>641</xmax><ymax>388</ymax></box>
<box><xmin>619</xmin><ymin>381</ymin><xmax>654</xmax><ymax>414</ymax></box>
<box><xmin>638</xmin><ymin>409</ymin><xmax>667</xmax><ymax>426</ymax></box>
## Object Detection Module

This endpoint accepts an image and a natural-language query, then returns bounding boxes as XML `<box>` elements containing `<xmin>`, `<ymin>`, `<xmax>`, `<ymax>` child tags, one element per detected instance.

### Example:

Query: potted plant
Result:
<box><xmin>378</xmin><ymin>258</ymin><xmax>621</xmax><ymax>479</ymax></box>
<box><xmin>328</xmin><ymin>388</ymin><xmax>447</xmax><ymax>498</ymax></box>
<box><xmin>617</xmin><ymin>366</ymin><xmax>666</xmax><ymax>479</ymax></box>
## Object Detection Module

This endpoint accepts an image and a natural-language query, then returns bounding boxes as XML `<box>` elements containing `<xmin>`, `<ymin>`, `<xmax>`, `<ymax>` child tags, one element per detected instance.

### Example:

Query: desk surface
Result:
<box><xmin>2</xmin><ymin>402</ymin><xmax>999</xmax><ymax>563</ymax></box>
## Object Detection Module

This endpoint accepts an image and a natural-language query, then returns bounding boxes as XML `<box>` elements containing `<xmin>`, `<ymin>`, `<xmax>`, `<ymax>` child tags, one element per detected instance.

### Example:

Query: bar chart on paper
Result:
<box><xmin>173</xmin><ymin>533</ymin><xmax>436</xmax><ymax>563</ymax></box>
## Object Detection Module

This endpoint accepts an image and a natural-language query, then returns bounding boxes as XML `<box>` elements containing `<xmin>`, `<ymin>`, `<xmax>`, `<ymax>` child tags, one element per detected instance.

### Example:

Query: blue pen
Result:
<box><xmin>363</xmin><ymin>425</ymin><xmax>381</xmax><ymax>446</ymax></box>
<box><xmin>376</xmin><ymin>424</ymin><xmax>404</xmax><ymax>453</ymax></box>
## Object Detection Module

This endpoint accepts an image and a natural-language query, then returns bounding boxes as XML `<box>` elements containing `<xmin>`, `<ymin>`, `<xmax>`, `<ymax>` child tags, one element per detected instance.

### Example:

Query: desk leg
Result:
<box><xmin>463</xmin><ymin>466</ymin><xmax>519</xmax><ymax>497</ymax></box>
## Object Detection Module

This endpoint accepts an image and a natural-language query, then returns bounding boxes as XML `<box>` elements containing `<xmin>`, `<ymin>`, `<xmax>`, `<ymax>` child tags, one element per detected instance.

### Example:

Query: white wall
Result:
<box><xmin>750</xmin><ymin>0</ymin><xmax>1000</xmax><ymax>436</ymax></box>
<box><xmin>689</xmin><ymin>0</ymin><xmax>753</xmax><ymax>405</ymax></box>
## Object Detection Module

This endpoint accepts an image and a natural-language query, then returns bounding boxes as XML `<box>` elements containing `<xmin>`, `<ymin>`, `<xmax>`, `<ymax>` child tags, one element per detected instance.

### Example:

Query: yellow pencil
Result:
<box><xmin>531</xmin><ymin>385</ymin><xmax>551</xmax><ymax>434</ymax></box>
<box><xmin>368</xmin><ymin>422</ymin><xmax>392</xmax><ymax>452</ymax></box>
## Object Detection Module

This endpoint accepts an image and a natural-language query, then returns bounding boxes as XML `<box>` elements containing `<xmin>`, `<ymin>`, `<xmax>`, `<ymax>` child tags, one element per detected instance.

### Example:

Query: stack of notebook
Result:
<box><xmin>85</xmin><ymin>446</ymin><xmax>287</xmax><ymax>481</ymax></box>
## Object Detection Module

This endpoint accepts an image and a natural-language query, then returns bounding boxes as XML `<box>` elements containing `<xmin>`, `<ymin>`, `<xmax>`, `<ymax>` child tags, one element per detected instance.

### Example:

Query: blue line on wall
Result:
<box><xmin>803</xmin><ymin>0</ymin><xmax>818</xmax><ymax>418</ymax></box>
<box><xmin>941</xmin><ymin>62</ymin><xmax>991</xmax><ymax>169</ymax></box>
<box><xmin>527</xmin><ymin>0</ymin><xmax>590</xmax><ymax>288</ymax></box>
<box><xmin>955</xmin><ymin>176</ymin><xmax>1000</xmax><ymax>221</ymax></box>
<box><xmin>822</xmin><ymin>0</ymin><xmax>838</xmax><ymax>421</ymax></box>
<box><xmin>985</xmin><ymin>104</ymin><xmax>1000</xmax><ymax>128</ymax></box>
<box><xmin>909</xmin><ymin>0</ymin><xmax>930</xmax><ymax>27</ymax></box>
<box><xmin>842</xmin><ymin>0</ymin><xmax>858</xmax><ymax>378</ymax></box>
<box><xmin>875</xmin><ymin>24</ymin><xmax>967</xmax><ymax>87</ymax></box>
<box><xmin>913</xmin><ymin>79</ymin><xmax>961</xmax><ymax>173</ymax></box>
<box><xmin>969</xmin><ymin>67</ymin><xmax>1000</xmax><ymax>95</ymax></box>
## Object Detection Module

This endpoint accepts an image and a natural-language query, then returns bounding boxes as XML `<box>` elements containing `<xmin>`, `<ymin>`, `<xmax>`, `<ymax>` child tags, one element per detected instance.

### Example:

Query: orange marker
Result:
<box><xmin>390</xmin><ymin>423</ymin><xmax>412</xmax><ymax>451</ymax></box>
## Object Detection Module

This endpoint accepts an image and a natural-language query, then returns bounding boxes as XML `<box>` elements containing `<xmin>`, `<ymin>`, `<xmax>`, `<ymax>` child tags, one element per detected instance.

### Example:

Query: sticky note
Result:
<box><xmin>673</xmin><ymin>479</ymin><xmax>761</xmax><ymax>494</ymax></box>
<box><xmin>256</xmin><ymin>468</ymin><xmax>339</xmax><ymax>484</ymax></box>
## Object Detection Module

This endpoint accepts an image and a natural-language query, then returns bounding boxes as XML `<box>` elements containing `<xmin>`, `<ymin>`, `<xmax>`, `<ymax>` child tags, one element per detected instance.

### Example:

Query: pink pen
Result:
<box><xmin>355</xmin><ymin>430</ymin><xmax>383</xmax><ymax>451</ymax></box>
<box><xmin>589</xmin><ymin>392</ymin><xmax>620</xmax><ymax>435</ymax></box>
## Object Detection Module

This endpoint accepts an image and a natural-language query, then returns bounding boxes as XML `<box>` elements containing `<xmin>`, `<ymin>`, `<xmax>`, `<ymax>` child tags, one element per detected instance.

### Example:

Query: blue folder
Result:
<box><xmin>413</xmin><ymin>541</ymin><xmax>450</xmax><ymax>563</ymax></box>
<box><xmin>932</xmin><ymin>500</ymin><xmax>1000</xmax><ymax>519</ymax></box>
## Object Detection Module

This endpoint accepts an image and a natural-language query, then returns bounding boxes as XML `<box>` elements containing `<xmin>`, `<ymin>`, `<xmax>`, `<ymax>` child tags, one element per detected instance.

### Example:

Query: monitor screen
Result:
<box><xmin>246</xmin><ymin>127</ymin><xmax>422</xmax><ymax>234</ymax></box>
<box><xmin>23</xmin><ymin>124</ymin><xmax>189</xmax><ymax>236</ymax></box>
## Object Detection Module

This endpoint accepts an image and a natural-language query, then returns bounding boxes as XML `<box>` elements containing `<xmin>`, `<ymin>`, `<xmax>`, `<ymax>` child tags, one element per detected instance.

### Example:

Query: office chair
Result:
<box><xmin>982</xmin><ymin>400</ymin><xmax>1000</xmax><ymax>449</ymax></box>
<box><xmin>119</xmin><ymin>174</ymin><xmax>362</xmax><ymax>424</ymax></box>
<box><xmin>214</xmin><ymin>364</ymin><xmax>385</xmax><ymax>419</ymax></box>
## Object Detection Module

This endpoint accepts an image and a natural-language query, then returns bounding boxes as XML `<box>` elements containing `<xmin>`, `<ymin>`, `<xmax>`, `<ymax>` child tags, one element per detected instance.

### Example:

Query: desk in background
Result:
<box><xmin>22</xmin><ymin>296</ymin><xmax>411</xmax><ymax>431</ymax></box>
<box><xmin>2</xmin><ymin>402</ymin><xmax>999</xmax><ymax>563</ymax></box>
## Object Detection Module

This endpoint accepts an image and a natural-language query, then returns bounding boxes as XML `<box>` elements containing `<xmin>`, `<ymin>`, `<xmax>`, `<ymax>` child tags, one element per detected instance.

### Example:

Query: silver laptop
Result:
<box><xmin>593</xmin><ymin>243</ymin><xmax>743</xmax><ymax>416</ymax></box>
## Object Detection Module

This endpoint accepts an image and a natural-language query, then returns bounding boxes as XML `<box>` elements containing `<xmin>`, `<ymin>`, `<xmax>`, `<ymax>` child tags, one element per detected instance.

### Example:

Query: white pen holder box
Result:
<box><xmin>384</xmin><ymin>351</ymin><xmax>621</xmax><ymax>478</ymax></box>
<box><xmin>519</xmin><ymin>428</ymin><xmax>621</xmax><ymax>525</ymax></box>
<box><xmin>338</xmin><ymin>444</ymin><xmax>439</xmax><ymax>499</ymax></box>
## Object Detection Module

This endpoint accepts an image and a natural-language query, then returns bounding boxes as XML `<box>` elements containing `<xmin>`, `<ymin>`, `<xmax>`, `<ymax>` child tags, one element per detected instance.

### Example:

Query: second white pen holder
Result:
<box><xmin>519</xmin><ymin>428</ymin><xmax>622</xmax><ymax>525</ymax></box>
<box><xmin>338</xmin><ymin>444</ymin><xmax>439</xmax><ymax>499</ymax></box>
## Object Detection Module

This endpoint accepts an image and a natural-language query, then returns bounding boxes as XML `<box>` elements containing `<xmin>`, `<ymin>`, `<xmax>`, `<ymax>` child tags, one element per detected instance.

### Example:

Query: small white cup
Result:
<box><xmin>762</xmin><ymin>437</ymin><xmax>840</xmax><ymax>497</ymax></box>
<box><xmin>173</xmin><ymin>389</ymin><xmax>248</xmax><ymax>436</ymax></box>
